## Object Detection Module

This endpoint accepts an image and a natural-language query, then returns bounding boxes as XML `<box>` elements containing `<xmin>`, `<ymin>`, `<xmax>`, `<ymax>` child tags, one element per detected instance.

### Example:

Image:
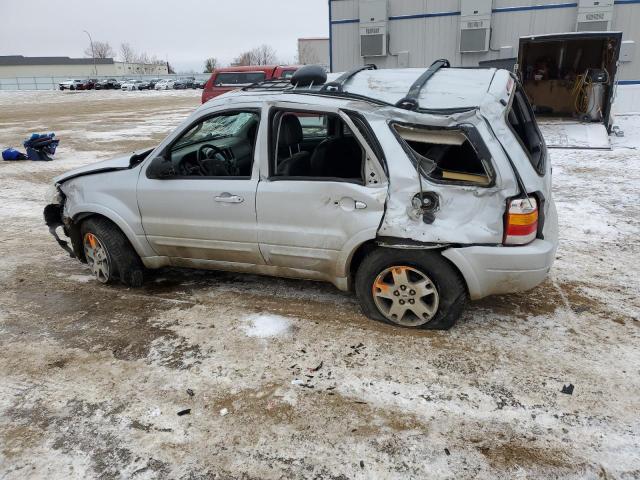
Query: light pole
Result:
<box><xmin>83</xmin><ymin>30</ymin><xmax>98</xmax><ymax>76</ymax></box>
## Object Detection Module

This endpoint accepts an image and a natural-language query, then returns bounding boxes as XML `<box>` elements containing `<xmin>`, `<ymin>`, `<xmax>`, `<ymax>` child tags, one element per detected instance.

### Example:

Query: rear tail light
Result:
<box><xmin>504</xmin><ymin>197</ymin><xmax>538</xmax><ymax>245</ymax></box>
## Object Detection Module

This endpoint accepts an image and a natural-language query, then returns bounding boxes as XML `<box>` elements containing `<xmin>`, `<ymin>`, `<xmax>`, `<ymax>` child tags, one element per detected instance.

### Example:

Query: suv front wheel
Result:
<box><xmin>355</xmin><ymin>249</ymin><xmax>467</xmax><ymax>329</ymax></box>
<box><xmin>80</xmin><ymin>217</ymin><xmax>144</xmax><ymax>287</ymax></box>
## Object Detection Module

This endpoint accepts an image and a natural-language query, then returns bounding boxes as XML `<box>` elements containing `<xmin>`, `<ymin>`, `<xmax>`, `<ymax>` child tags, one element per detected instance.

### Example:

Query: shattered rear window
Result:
<box><xmin>393</xmin><ymin>124</ymin><xmax>492</xmax><ymax>186</ymax></box>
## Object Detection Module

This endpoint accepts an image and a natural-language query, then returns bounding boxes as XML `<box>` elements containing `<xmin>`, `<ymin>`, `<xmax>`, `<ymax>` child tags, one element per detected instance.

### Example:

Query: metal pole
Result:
<box><xmin>83</xmin><ymin>30</ymin><xmax>98</xmax><ymax>76</ymax></box>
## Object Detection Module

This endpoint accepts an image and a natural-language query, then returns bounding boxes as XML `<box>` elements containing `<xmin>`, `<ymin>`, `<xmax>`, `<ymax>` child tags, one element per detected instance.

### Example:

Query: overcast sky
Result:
<box><xmin>0</xmin><ymin>0</ymin><xmax>329</xmax><ymax>72</ymax></box>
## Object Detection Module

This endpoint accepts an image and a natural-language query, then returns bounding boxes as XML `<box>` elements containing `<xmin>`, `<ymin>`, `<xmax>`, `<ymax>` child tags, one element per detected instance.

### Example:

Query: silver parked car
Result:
<box><xmin>44</xmin><ymin>63</ymin><xmax>558</xmax><ymax>329</ymax></box>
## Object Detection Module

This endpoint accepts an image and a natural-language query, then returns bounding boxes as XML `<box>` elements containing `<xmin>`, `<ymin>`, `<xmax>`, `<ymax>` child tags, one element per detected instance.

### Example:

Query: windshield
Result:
<box><xmin>174</xmin><ymin>112</ymin><xmax>256</xmax><ymax>149</ymax></box>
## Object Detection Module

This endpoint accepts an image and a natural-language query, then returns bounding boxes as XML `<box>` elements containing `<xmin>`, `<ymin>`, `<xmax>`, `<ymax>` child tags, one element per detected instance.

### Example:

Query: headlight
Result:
<box><xmin>46</xmin><ymin>184</ymin><xmax>62</xmax><ymax>204</ymax></box>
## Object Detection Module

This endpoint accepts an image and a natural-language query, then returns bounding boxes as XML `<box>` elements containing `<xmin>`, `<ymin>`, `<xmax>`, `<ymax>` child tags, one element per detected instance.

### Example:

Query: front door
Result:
<box><xmin>137</xmin><ymin>108</ymin><xmax>264</xmax><ymax>264</ymax></box>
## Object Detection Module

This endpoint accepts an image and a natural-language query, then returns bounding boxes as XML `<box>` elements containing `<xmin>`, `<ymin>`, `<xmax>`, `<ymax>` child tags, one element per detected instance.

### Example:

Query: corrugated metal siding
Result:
<box><xmin>330</xmin><ymin>0</ymin><xmax>640</xmax><ymax>82</ymax></box>
<box><xmin>613</xmin><ymin>4</ymin><xmax>640</xmax><ymax>81</ymax></box>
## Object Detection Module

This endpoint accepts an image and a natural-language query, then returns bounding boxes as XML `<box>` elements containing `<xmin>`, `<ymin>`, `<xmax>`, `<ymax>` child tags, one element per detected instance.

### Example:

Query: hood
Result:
<box><xmin>53</xmin><ymin>149</ymin><xmax>150</xmax><ymax>185</ymax></box>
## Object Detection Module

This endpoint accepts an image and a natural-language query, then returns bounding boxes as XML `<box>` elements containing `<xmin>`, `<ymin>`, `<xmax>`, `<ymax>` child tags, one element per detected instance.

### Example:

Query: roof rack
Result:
<box><xmin>395</xmin><ymin>59</ymin><xmax>450</xmax><ymax>111</ymax></box>
<box><xmin>242</xmin><ymin>78</ymin><xmax>293</xmax><ymax>91</ymax></box>
<box><xmin>320</xmin><ymin>63</ymin><xmax>377</xmax><ymax>93</ymax></box>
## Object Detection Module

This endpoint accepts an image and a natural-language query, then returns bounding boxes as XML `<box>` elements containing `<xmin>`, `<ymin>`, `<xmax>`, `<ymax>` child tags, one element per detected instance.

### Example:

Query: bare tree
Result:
<box><xmin>232</xmin><ymin>45</ymin><xmax>277</xmax><ymax>66</ymax></box>
<box><xmin>251</xmin><ymin>44</ymin><xmax>277</xmax><ymax>65</ymax></box>
<box><xmin>204</xmin><ymin>57</ymin><xmax>219</xmax><ymax>73</ymax></box>
<box><xmin>119</xmin><ymin>43</ymin><xmax>136</xmax><ymax>63</ymax></box>
<box><xmin>84</xmin><ymin>41</ymin><xmax>114</xmax><ymax>59</ymax></box>
<box><xmin>232</xmin><ymin>50</ymin><xmax>252</xmax><ymax>66</ymax></box>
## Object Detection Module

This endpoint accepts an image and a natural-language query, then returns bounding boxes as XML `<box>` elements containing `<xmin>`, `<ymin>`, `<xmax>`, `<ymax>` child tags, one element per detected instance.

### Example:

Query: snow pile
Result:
<box><xmin>242</xmin><ymin>313</ymin><xmax>292</xmax><ymax>338</ymax></box>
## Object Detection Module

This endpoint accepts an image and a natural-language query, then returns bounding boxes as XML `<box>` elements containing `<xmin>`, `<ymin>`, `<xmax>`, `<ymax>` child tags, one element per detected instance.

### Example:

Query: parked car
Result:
<box><xmin>154</xmin><ymin>79</ymin><xmax>176</xmax><ymax>90</ymax></box>
<box><xmin>202</xmin><ymin>65</ymin><xmax>299</xmax><ymax>102</ymax></box>
<box><xmin>121</xmin><ymin>80</ymin><xmax>150</xmax><ymax>91</ymax></box>
<box><xmin>95</xmin><ymin>78</ymin><xmax>121</xmax><ymax>90</ymax></box>
<box><xmin>193</xmin><ymin>78</ymin><xmax>206</xmax><ymax>89</ymax></box>
<box><xmin>44</xmin><ymin>63</ymin><xmax>558</xmax><ymax>330</ymax></box>
<box><xmin>58</xmin><ymin>79</ymin><xmax>85</xmax><ymax>91</ymax></box>
<box><xmin>79</xmin><ymin>79</ymin><xmax>98</xmax><ymax>90</ymax></box>
<box><xmin>173</xmin><ymin>77</ymin><xmax>195</xmax><ymax>89</ymax></box>
<box><xmin>147</xmin><ymin>78</ymin><xmax>163</xmax><ymax>89</ymax></box>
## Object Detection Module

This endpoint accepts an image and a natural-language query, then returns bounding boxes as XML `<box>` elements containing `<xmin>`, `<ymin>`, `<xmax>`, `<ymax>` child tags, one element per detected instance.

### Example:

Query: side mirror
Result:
<box><xmin>146</xmin><ymin>155</ymin><xmax>175</xmax><ymax>179</ymax></box>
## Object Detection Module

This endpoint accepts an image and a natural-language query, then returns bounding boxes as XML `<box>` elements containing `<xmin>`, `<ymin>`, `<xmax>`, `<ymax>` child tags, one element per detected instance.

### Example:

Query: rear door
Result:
<box><xmin>256</xmin><ymin>106</ymin><xmax>387</xmax><ymax>278</ymax></box>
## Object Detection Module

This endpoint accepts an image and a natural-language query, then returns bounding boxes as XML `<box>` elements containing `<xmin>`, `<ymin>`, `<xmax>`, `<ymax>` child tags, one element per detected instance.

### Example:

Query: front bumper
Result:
<box><xmin>44</xmin><ymin>203</ymin><xmax>75</xmax><ymax>257</ymax></box>
<box><xmin>442</xmin><ymin>239</ymin><xmax>557</xmax><ymax>300</ymax></box>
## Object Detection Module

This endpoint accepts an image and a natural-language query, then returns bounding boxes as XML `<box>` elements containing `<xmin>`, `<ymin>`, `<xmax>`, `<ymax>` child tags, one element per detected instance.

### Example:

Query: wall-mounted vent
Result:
<box><xmin>577</xmin><ymin>20</ymin><xmax>609</xmax><ymax>31</ymax></box>
<box><xmin>359</xmin><ymin>0</ymin><xmax>388</xmax><ymax>57</ymax></box>
<box><xmin>460</xmin><ymin>0</ymin><xmax>492</xmax><ymax>53</ymax></box>
<box><xmin>361</xmin><ymin>34</ymin><xmax>385</xmax><ymax>56</ymax></box>
<box><xmin>576</xmin><ymin>0</ymin><xmax>613</xmax><ymax>31</ymax></box>
<box><xmin>461</xmin><ymin>29</ymin><xmax>489</xmax><ymax>52</ymax></box>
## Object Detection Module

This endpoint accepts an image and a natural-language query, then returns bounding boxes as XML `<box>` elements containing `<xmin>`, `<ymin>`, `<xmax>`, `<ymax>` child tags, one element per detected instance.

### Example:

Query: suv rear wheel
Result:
<box><xmin>355</xmin><ymin>249</ymin><xmax>467</xmax><ymax>329</ymax></box>
<box><xmin>80</xmin><ymin>217</ymin><xmax>144</xmax><ymax>287</ymax></box>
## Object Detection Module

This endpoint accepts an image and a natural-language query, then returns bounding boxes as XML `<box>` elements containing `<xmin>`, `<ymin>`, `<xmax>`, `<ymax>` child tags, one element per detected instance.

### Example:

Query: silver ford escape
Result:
<box><xmin>44</xmin><ymin>62</ymin><xmax>558</xmax><ymax>329</ymax></box>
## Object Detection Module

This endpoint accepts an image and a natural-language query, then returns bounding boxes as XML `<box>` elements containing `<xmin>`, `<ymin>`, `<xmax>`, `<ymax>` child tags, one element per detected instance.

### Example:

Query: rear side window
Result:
<box><xmin>214</xmin><ymin>72</ymin><xmax>266</xmax><ymax>86</ymax></box>
<box><xmin>393</xmin><ymin>124</ymin><xmax>492</xmax><ymax>186</ymax></box>
<box><xmin>508</xmin><ymin>88</ymin><xmax>545</xmax><ymax>174</ymax></box>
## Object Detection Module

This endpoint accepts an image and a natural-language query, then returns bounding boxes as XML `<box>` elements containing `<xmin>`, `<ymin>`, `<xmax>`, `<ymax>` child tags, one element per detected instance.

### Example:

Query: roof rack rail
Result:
<box><xmin>242</xmin><ymin>78</ymin><xmax>292</xmax><ymax>91</ymax></box>
<box><xmin>321</xmin><ymin>63</ymin><xmax>377</xmax><ymax>93</ymax></box>
<box><xmin>395</xmin><ymin>59</ymin><xmax>450</xmax><ymax>111</ymax></box>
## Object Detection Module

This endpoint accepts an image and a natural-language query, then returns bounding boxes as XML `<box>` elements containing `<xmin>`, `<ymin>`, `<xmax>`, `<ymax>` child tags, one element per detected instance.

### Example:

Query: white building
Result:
<box><xmin>0</xmin><ymin>56</ymin><xmax>169</xmax><ymax>78</ymax></box>
<box><xmin>329</xmin><ymin>0</ymin><xmax>640</xmax><ymax>111</ymax></box>
<box><xmin>298</xmin><ymin>37</ymin><xmax>330</xmax><ymax>68</ymax></box>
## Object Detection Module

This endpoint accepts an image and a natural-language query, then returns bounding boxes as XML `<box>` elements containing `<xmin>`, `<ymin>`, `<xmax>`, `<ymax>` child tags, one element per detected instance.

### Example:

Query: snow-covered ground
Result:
<box><xmin>0</xmin><ymin>90</ymin><xmax>638</xmax><ymax>479</ymax></box>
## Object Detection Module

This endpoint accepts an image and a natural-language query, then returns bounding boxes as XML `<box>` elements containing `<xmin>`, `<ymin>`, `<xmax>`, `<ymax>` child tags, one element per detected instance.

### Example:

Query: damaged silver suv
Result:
<box><xmin>44</xmin><ymin>62</ymin><xmax>558</xmax><ymax>329</ymax></box>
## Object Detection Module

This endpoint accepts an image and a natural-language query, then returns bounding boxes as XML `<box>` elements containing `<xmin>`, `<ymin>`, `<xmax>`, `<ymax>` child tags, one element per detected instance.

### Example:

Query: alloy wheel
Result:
<box><xmin>83</xmin><ymin>233</ymin><xmax>111</xmax><ymax>283</ymax></box>
<box><xmin>372</xmin><ymin>265</ymin><xmax>439</xmax><ymax>326</ymax></box>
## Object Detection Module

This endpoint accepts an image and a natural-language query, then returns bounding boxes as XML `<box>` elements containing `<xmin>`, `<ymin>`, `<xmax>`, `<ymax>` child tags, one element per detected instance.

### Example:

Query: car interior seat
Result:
<box><xmin>275</xmin><ymin>114</ymin><xmax>310</xmax><ymax>176</ymax></box>
<box><xmin>309</xmin><ymin>136</ymin><xmax>363</xmax><ymax>179</ymax></box>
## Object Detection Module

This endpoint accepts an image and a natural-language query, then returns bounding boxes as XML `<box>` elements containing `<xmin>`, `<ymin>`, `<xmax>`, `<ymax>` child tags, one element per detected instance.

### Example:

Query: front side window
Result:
<box><xmin>166</xmin><ymin>110</ymin><xmax>260</xmax><ymax>178</ymax></box>
<box><xmin>214</xmin><ymin>72</ymin><xmax>266</xmax><ymax>86</ymax></box>
<box><xmin>270</xmin><ymin>110</ymin><xmax>365</xmax><ymax>182</ymax></box>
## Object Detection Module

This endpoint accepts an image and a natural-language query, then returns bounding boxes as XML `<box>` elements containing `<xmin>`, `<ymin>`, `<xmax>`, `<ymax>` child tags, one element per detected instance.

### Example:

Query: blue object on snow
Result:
<box><xmin>2</xmin><ymin>148</ymin><xmax>27</xmax><ymax>161</ymax></box>
<box><xmin>23</xmin><ymin>133</ymin><xmax>59</xmax><ymax>160</ymax></box>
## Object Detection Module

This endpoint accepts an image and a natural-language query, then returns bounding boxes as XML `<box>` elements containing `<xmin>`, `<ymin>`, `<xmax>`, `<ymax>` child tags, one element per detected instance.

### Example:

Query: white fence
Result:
<box><xmin>0</xmin><ymin>74</ymin><xmax>212</xmax><ymax>91</ymax></box>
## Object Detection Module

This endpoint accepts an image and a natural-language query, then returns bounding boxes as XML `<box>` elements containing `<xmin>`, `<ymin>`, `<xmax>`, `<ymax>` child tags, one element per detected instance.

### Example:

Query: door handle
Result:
<box><xmin>355</xmin><ymin>201</ymin><xmax>367</xmax><ymax>209</ymax></box>
<box><xmin>215</xmin><ymin>192</ymin><xmax>244</xmax><ymax>203</ymax></box>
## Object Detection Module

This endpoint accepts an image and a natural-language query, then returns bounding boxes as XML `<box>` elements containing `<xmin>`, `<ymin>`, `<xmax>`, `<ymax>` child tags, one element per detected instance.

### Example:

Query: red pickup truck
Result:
<box><xmin>201</xmin><ymin>65</ymin><xmax>298</xmax><ymax>103</ymax></box>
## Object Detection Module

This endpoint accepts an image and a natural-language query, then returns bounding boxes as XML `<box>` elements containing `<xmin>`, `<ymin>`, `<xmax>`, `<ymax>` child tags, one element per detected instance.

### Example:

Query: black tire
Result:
<box><xmin>80</xmin><ymin>217</ymin><xmax>144</xmax><ymax>287</ymax></box>
<box><xmin>355</xmin><ymin>248</ymin><xmax>467</xmax><ymax>330</ymax></box>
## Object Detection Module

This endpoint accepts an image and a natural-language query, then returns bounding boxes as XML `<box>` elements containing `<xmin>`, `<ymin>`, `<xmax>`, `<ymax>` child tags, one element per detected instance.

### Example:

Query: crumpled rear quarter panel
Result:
<box><xmin>368</xmin><ymin>109</ymin><xmax>519</xmax><ymax>245</ymax></box>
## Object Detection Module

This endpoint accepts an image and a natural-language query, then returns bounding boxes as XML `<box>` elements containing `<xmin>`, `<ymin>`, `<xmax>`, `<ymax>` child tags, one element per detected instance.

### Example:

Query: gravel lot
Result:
<box><xmin>0</xmin><ymin>90</ymin><xmax>638</xmax><ymax>479</ymax></box>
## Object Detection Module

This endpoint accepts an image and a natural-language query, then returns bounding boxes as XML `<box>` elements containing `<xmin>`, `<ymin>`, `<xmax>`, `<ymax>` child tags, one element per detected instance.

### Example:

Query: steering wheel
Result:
<box><xmin>196</xmin><ymin>143</ymin><xmax>226</xmax><ymax>175</ymax></box>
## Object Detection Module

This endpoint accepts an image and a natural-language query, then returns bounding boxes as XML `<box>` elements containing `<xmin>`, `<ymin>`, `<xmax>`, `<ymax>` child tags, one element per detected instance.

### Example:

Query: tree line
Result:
<box><xmin>83</xmin><ymin>41</ymin><xmax>174</xmax><ymax>73</ymax></box>
<box><xmin>84</xmin><ymin>40</ymin><xmax>287</xmax><ymax>75</ymax></box>
<box><xmin>203</xmin><ymin>44</ymin><xmax>284</xmax><ymax>73</ymax></box>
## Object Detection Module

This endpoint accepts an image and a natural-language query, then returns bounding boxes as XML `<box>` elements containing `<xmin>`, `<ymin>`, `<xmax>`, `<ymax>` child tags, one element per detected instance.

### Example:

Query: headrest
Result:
<box><xmin>278</xmin><ymin>114</ymin><xmax>303</xmax><ymax>146</ymax></box>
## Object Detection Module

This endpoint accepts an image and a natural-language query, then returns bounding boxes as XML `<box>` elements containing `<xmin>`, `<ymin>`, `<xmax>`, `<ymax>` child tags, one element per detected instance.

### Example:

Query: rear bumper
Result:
<box><xmin>441</xmin><ymin>239</ymin><xmax>557</xmax><ymax>300</ymax></box>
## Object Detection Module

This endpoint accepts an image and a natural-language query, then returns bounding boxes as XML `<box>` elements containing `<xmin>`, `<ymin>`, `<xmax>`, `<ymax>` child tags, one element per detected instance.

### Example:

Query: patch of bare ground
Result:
<box><xmin>474</xmin><ymin>278</ymin><xmax>632</xmax><ymax>325</ymax></box>
<box><xmin>478</xmin><ymin>442</ymin><xmax>575</xmax><ymax>471</ymax></box>
<box><xmin>4</xmin><ymin>264</ymin><xmax>201</xmax><ymax>369</ymax></box>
